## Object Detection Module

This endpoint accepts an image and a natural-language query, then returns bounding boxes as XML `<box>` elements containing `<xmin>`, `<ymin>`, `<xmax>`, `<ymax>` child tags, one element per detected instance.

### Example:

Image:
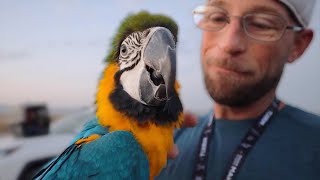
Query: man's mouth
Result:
<box><xmin>212</xmin><ymin>65</ymin><xmax>250</xmax><ymax>76</ymax></box>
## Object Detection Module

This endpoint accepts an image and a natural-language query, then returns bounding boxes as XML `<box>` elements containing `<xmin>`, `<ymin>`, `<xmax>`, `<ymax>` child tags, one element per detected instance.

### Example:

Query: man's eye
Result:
<box><xmin>246</xmin><ymin>16</ymin><xmax>282</xmax><ymax>31</ymax></box>
<box><xmin>211</xmin><ymin>15</ymin><xmax>227</xmax><ymax>23</ymax></box>
<box><xmin>249</xmin><ymin>21</ymin><xmax>274</xmax><ymax>30</ymax></box>
<box><xmin>205</xmin><ymin>12</ymin><xmax>228</xmax><ymax>23</ymax></box>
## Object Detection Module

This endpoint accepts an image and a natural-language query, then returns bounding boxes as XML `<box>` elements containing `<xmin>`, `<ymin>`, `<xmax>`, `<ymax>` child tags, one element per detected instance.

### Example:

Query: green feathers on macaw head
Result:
<box><xmin>105</xmin><ymin>11</ymin><xmax>178</xmax><ymax>64</ymax></box>
<box><xmin>99</xmin><ymin>11</ymin><xmax>183</xmax><ymax>125</ymax></box>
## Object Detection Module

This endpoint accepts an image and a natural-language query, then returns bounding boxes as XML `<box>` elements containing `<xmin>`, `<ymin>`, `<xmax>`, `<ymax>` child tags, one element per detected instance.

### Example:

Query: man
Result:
<box><xmin>156</xmin><ymin>0</ymin><xmax>320</xmax><ymax>179</ymax></box>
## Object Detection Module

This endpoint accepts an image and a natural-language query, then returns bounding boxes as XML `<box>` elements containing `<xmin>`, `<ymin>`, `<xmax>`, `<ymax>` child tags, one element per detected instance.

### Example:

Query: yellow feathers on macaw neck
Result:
<box><xmin>96</xmin><ymin>63</ymin><xmax>183</xmax><ymax>179</ymax></box>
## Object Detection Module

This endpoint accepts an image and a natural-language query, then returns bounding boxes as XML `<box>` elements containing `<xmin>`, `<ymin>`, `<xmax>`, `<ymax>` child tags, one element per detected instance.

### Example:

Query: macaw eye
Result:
<box><xmin>120</xmin><ymin>44</ymin><xmax>128</xmax><ymax>56</ymax></box>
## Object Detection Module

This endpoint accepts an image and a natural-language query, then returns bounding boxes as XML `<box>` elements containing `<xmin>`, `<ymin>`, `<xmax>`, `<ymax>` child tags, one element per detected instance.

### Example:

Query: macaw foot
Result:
<box><xmin>75</xmin><ymin>134</ymin><xmax>101</xmax><ymax>148</ymax></box>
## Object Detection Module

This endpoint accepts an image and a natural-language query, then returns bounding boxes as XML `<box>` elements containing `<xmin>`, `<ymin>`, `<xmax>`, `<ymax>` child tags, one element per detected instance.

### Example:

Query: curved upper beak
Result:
<box><xmin>139</xmin><ymin>27</ymin><xmax>177</xmax><ymax>106</ymax></box>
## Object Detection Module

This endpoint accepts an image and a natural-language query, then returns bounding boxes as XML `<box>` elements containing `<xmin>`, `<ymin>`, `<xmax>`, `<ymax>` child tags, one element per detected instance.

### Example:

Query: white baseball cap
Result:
<box><xmin>279</xmin><ymin>0</ymin><xmax>316</xmax><ymax>27</ymax></box>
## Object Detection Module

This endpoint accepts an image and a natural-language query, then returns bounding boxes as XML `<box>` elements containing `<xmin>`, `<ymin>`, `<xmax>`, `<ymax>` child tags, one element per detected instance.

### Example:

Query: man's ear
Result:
<box><xmin>287</xmin><ymin>29</ymin><xmax>314</xmax><ymax>63</ymax></box>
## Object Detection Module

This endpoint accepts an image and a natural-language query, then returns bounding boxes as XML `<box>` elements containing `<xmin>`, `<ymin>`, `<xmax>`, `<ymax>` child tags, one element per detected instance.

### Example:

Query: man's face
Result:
<box><xmin>201</xmin><ymin>0</ymin><xmax>297</xmax><ymax>106</ymax></box>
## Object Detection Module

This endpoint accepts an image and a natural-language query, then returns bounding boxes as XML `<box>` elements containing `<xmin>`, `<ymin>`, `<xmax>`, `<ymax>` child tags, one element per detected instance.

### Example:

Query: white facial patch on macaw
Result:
<box><xmin>120</xmin><ymin>59</ymin><xmax>145</xmax><ymax>103</ymax></box>
<box><xmin>118</xmin><ymin>29</ymin><xmax>151</xmax><ymax>104</ymax></box>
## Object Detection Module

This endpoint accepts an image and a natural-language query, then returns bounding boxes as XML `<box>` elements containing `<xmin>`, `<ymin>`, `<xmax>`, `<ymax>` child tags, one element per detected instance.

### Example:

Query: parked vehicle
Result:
<box><xmin>0</xmin><ymin>108</ymin><xmax>94</xmax><ymax>180</ymax></box>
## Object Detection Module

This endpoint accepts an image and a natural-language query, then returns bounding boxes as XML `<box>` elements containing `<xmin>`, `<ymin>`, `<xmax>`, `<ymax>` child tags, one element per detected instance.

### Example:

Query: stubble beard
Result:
<box><xmin>203</xmin><ymin>64</ymin><xmax>284</xmax><ymax>107</ymax></box>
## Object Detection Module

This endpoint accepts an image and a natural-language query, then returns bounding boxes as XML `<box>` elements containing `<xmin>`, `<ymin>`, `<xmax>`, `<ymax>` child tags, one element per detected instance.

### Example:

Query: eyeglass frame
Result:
<box><xmin>192</xmin><ymin>5</ymin><xmax>304</xmax><ymax>42</ymax></box>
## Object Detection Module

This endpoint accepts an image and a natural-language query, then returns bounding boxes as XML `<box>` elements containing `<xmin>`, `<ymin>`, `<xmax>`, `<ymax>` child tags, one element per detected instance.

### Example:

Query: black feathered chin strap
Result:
<box><xmin>110</xmin><ymin>70</ymin><xmax>183</xmax><ymax>125</ymax></box>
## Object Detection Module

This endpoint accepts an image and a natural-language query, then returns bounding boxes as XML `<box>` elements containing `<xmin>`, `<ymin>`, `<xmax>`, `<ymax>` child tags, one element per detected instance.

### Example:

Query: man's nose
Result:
<box><xmin>217</xmin><ymin>18</ymin><xmax>247</xmax><ymax>56</ymax></box>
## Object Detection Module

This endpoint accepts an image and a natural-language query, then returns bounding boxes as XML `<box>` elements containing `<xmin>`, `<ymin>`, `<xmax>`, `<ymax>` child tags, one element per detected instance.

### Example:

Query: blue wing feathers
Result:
<box><xmin>34</xmin><ymin>118</ymin><xmax>149</xmax><ymax>180</ymax></box>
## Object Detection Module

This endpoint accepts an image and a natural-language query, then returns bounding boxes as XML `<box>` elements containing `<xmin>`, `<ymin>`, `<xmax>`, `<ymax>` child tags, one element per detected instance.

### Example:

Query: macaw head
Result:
<box><xmin>97</xmin><ymin>11</ymin><xmax>183</xmax><ymax>125</ymax></box>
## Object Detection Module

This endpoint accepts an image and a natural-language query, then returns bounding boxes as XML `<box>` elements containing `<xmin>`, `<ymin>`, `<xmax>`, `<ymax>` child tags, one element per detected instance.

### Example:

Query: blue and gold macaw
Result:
<box><xmin>34</xmin><ymin>11</ymin><xmax>183</xmax><ymax>180</ymax></box>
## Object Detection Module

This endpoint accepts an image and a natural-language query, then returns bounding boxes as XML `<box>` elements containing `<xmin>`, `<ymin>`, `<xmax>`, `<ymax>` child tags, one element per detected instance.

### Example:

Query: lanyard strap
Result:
<box><xmin>193</xmin><ymin>99</ymin><xmax>280</xmax><ymax>180</ymax></box>
<box><xmin>193</xmin><ymin>113</ymin><xmax>215</xmax><ymax>180</ymax></box>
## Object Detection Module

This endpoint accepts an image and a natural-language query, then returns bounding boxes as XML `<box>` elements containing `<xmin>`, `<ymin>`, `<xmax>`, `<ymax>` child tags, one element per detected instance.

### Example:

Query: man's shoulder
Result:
<box><xmin>275</xmin><ymin>104</ymin><xmax>320</xmax><ymax>141</ymax></box>
<box><xmin>280</xmin><ymin>104</ymin><xmax>320</xmax><ymax>130</ymax></box>
<box><xmin>265</xmin><ymin>104</ymin><xmax>320</xmax><ymax>177</ymax></box>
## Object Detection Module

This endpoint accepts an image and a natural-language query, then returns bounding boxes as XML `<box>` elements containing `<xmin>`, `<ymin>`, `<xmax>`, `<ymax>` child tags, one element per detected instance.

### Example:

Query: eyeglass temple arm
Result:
<box><xmin>286</xmin><ymin>26</ymin><xmax>303</xmax><ymax>31</ymax></box>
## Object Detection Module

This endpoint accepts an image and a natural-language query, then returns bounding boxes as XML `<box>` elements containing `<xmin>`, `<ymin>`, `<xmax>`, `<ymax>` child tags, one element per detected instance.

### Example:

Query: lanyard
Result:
<box><xmin>193</xmin><ymin>99</ymin><xmax>280</xmax><ymax>180</ymax></box>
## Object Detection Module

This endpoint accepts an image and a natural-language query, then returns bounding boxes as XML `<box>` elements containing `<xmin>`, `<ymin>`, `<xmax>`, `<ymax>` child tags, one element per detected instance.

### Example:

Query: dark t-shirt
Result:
<box><xmin>156</xmin><ymin>105</ymin><xmax>320</xmax><ymax>180</ymax></box>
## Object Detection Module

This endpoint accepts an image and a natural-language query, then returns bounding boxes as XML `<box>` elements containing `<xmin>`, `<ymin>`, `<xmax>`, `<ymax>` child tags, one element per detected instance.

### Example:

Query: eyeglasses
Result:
<box><xmin>192</xmin><ymin>5</ymin><xmax>303</xmax><ymax>42</ymax></box>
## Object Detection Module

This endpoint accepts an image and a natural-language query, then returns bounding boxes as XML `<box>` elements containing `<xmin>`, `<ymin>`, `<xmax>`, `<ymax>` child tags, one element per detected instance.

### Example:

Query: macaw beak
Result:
<box><xmin>139</xmin><ymin>27</ymin><xmax>177</xmax><ymax>106</ymax></box>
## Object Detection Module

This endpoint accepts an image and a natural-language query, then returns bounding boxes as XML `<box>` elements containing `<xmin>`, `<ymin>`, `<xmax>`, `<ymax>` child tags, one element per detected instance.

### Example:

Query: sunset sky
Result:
<box><xmin>1</xmin><ymin>0</ymin><xmax>319</xmax><ymax>115</ymax></box>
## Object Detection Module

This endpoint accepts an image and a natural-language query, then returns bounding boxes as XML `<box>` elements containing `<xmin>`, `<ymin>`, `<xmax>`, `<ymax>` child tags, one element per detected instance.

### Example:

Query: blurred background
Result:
<box><xmin>0</xmin><ymin>0</ymin><xmax>319</xmax><ymax>179</ymax></box>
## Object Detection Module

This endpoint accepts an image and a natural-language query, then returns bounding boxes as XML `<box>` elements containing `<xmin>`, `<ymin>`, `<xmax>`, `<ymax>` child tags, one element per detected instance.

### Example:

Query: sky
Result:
<box><xmin>0</xmin><ymin>0</ymin><xmax>319</xmax><ymax>115</ymax></box>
